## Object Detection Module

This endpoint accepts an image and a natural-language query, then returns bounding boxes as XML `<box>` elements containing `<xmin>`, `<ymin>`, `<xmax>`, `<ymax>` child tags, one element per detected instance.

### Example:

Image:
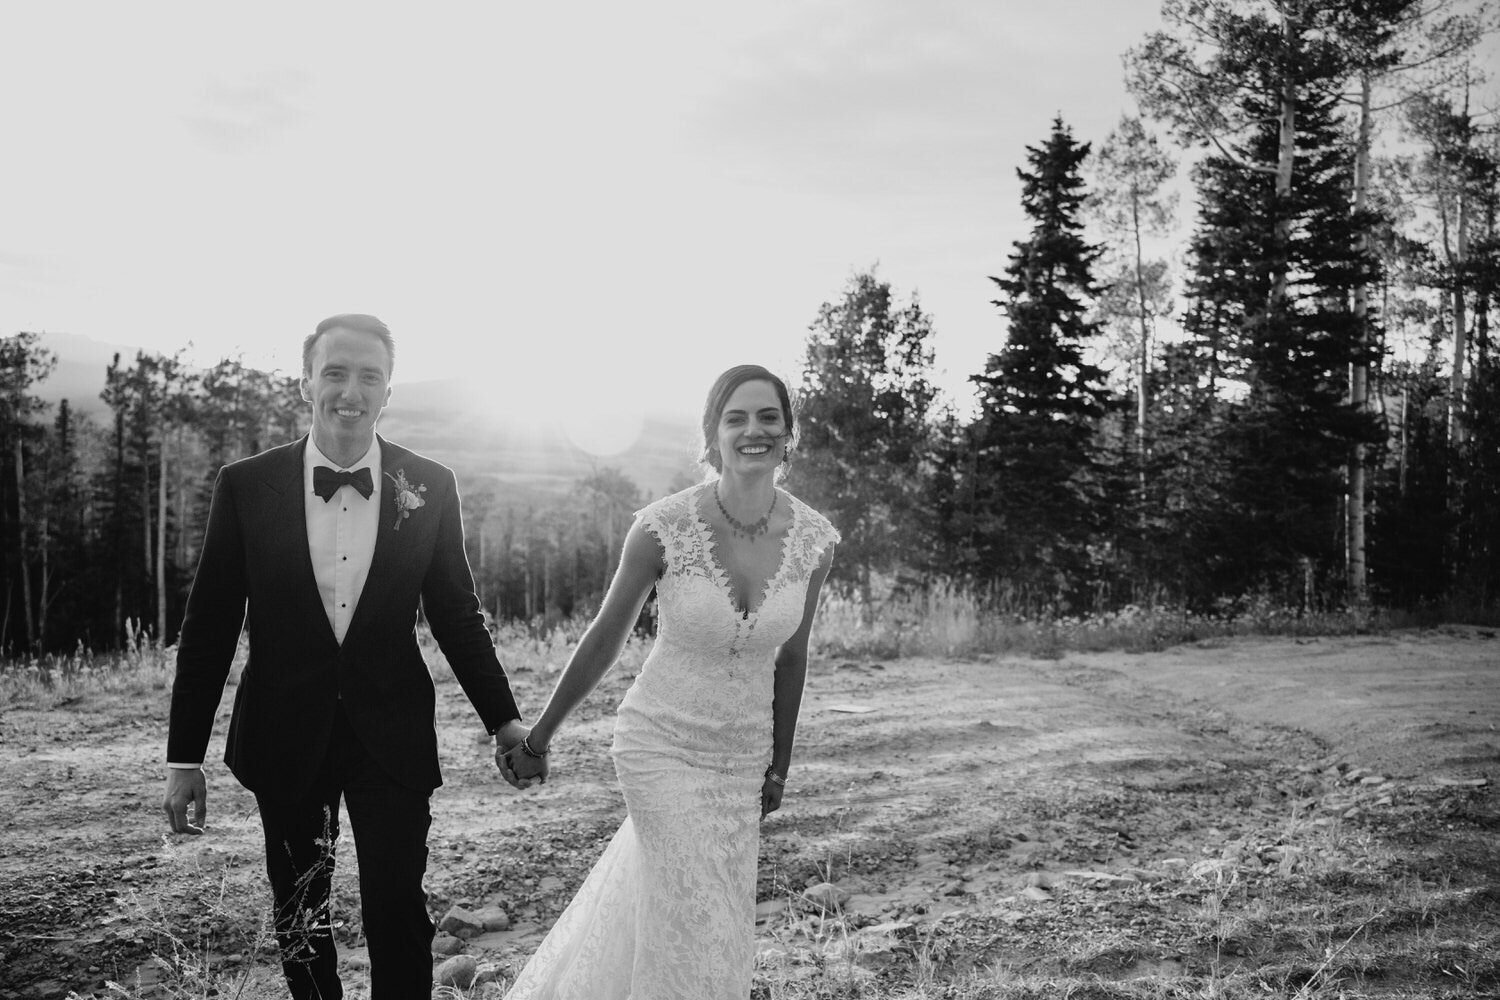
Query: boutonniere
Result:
<box><xmin>386</xmin><ymin>469</ymin><xmax>427</xmax><ymax>530</ymax></box>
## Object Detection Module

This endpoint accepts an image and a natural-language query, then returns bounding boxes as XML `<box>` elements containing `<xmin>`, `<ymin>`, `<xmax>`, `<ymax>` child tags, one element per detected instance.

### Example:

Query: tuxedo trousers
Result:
<box><xmin>255</xmin><ymin>703</ymin><xmax>435</xmax><ymax>1000</ymax></box>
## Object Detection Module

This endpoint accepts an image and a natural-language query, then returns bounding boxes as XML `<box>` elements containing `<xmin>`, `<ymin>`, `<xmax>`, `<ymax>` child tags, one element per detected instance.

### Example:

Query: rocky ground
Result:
<box><xmin>1</xmin><ymin>626</ymin><xmax>1496</xmax><ymax>998</ymax></box>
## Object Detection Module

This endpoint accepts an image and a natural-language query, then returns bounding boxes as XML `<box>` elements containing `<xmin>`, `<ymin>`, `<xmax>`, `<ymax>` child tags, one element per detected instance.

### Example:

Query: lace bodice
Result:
<box><xmin>612</xmin><ymin>483</ymin><xmax>839</xmax><ymax>764</ymax></box>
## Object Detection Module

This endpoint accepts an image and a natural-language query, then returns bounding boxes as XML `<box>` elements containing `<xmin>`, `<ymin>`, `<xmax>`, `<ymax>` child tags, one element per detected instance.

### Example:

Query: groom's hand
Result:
<box><xmin>163</xmin><ymin>767</ymin><xmax>208</xmax><ymax>834</ymax></box>
<box><xmin>495</xmin><ymin>743</ymin><xmax>549</xmax><ymax>790</ymax></box>
<box><xmin>493</xmin><ymin>720</ymin><xmax>547</xmax><ymax>790</ymax></box>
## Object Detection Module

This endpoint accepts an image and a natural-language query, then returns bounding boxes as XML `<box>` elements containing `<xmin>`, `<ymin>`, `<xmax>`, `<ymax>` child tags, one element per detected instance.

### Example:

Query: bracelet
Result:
<box><xmin>764</xmin><ymin>767</ymin><xmax>786</xmax><ymax>787</ymax></box>
<box><xmin>519</xmin><ymin>736</ymin><xmax>550</xmax><ymax>759</ymax></box>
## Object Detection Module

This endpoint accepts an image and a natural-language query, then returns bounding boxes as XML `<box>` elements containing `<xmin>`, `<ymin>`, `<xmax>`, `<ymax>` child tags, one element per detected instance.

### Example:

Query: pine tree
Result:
<box><xmin>0</xmin><ymin>332</ymin><xmax>58</xmax><ymax>652</ymax></box>
<box><xmin>795</xmin><ymin>269</ymin><xmax>937</xmax><ymax>598</ymax></box>
<box><xmin>1166</xmin><ymin>17</ymin><xmax>1384</xmax><ymax>604</ymax></box>
<box><xmin>972</xmin><ymin>117</ymin><xmax>1114</xmax><ymax>608</ymax></box>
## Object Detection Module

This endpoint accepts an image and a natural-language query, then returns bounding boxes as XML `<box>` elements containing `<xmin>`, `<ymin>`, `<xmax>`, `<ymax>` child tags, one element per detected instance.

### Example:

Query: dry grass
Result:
<box><xmin>809</xmin><ymin>585</ymin><xmax>1408</xmax><ymax>663</ymax></box>
<box><xmin>4</xmin><ymin>599</ymin><xmax>1495</xmax><ymax>1000</ymax></box>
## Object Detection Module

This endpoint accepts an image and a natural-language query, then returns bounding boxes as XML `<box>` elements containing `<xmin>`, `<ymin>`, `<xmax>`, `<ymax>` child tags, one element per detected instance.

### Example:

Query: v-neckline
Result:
<box><xmin>695</xmin><ymin>483</ymin><xmax>796</xmax><ymax>619</ymax></box>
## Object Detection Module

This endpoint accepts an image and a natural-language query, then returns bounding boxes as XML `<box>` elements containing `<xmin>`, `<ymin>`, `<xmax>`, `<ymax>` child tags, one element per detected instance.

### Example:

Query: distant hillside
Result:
<box><xmin>31</xmin><ymin>331</ymin><xmax>701</xmax><ymax>504</ymax></box>
<box><xmin>380</xmin><ymin>388</ymin><xmax>701</xmax><ymax>504</ymax></box>
<box><xmin>30</xmin><ymin>331</ymin><xmax>141</xmax><ymax>421</ymax></box>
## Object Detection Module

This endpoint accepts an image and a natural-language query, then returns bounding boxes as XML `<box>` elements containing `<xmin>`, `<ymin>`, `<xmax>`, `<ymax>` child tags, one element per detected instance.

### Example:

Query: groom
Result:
<box><xmin>162</xmin><ymin>313</ymin><xmax>538</xmax><ymax>999</ymax></box>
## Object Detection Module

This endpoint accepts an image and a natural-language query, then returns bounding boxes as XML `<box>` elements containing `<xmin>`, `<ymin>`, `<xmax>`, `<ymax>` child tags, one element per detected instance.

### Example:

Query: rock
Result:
<box><xmin>473</xmin><ymin>905</ymin><xmax>511</xmax><ymax>932</ymax></box>
<box><xmin>435</xmin><ymin>954</ymin><xmax>479</xmax><ymax>989</ymax></box>
<box><xmin>1188</xmin><ymin>858</ymin><xmax>1234</xmax><ymax>880</ymax></box>
<box><xmin>439</xmin><ymin>905</ymin><xmax>486</xmax><ymax>938</ymax></box>
<box><xmin>941</xmin><ymin>879</ymin><xmax>968</xmax><ymax>896</ymax></box>
<box><xmin>474</xmin><ymin>964</ymin><xmax>502</xmax><ymax>985</ymax></box>
<box><xmin>1020</xmin><ymin>885</ymin><xmax>1052</xmax><ymax>902</ymax></box>
<box><xmin>755</xmin><ymin>898</ymin><xmax>788</xmax><ymax>923</ymax></box>
<box><xmin>132</xmin><ymin>957</ymin><xmax>170</xmax><ymax>987</ymax></box>
<box><xmin>1062</xmin><ymin>869</ymin><xmax>1138</xmax><ymax>884</ymax></box>
<box><xmin>839</xmin><ymin>922</ymin><xmax>915</xmax><ymax>973</ymax></box>
<box><xmin>1023</xmin><ymin>871</ymin><xmax>1057</xmax><ymax>889</ymax></box>
<box><xmin>756</xmin><ymin>945</ymin><xmax>793</xmax><ymax>966</ymax></box>
<box><xmin>802</xmin><ymin>881</ymin><xmax>850</xmax><ymax>911</ymax></box>
<box><xmin>431</xmin><ymin>932</ymin><xmax>465</xmax><ymax>956</ymax></box>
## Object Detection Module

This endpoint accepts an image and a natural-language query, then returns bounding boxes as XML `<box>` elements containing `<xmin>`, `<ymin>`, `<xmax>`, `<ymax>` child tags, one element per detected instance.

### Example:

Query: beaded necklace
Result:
<box><xmin>714</xmin><ymin>483</ymin><xmax>776</xmax><ymax>541</ymax></box>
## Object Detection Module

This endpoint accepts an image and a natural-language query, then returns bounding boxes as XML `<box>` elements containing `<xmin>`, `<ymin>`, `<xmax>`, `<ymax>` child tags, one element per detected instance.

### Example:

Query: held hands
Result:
<box><xmin>163</xmin><ymin>767</ymin><xmax>208</xmax><ymax>835</ymax></box>
<box><xmin>493</xmin><ymin>720</ymin><xmax>549</xmax><ymax>790</ymax></box>
<box><xmin>497</xmin><ymin>743</ymin><xmax>549</xmax><ymax>789</ymax></box>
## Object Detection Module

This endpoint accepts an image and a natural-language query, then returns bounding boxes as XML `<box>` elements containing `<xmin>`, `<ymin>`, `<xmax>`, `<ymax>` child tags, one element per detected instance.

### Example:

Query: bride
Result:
<box><xmin>500</xmin><ymin>364</ymin><xmax>839</xmax><ymax>999</ymax></box>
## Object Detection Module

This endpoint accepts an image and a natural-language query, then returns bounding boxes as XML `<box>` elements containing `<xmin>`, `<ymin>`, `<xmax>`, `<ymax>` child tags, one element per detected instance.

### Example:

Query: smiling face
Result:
<box><xmin>300</xmin><ymin>326</ymin><xmax>392</xmax><ymax>465</ymax></box>
<box><xmin>715</xmin><ymin>379</ymin><xmax>787</xmax><ymax>477</ymax></box>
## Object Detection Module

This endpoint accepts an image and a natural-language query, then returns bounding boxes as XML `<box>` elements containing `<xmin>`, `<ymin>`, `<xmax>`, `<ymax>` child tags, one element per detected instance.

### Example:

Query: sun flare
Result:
<box><xmin>561</xmin><ymin>405</ymin><xmax>647</xmax><ymax>457</ymax></box>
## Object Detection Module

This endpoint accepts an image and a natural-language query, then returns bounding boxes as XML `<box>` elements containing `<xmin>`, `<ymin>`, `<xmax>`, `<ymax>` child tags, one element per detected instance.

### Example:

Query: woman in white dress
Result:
<box><xmin>500</xmin><ymin>364</ymin><xmax>839</xmax><ymax>999</ymax></box>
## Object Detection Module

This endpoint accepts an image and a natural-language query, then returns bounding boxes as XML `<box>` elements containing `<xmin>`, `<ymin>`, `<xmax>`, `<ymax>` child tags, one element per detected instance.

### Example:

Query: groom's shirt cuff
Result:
<box><xmin>167</xmin><ymin>761</ymin><xmax>203</xmax><ymax>769</ymax></box>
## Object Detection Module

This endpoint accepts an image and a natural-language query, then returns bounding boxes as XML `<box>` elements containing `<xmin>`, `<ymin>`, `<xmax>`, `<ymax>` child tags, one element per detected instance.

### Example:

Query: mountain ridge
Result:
<box><xmin>28</xmin><ymin>331</ymin><xmax>701</xmax><ymax>503</ymax></box>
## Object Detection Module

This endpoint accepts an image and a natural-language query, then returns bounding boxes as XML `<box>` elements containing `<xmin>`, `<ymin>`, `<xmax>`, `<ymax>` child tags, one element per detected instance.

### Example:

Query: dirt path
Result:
<box><xmin>0</xmin><ymin>627</ymin><xmax>1495</xmax><ymax>998</ymax></box>
<box><xmin>1065</xmin><ymin>626</ymin><xmax>1499</xmax><ymax>779</ymax></box>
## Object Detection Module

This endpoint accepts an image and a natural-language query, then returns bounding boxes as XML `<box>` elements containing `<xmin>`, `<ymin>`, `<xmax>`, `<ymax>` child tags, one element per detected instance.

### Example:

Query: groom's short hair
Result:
<box><xmin>304</xmin><ymin>314</ymin><xmax>396</xmax><ymax>378</ymax></box>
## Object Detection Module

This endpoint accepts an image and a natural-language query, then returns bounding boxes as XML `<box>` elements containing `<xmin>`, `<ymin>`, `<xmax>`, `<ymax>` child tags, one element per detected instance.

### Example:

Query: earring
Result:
<box><xmin>781</xmin><ymin>445</ymin><xmax>791</xmax><ymax>464</ymax></box>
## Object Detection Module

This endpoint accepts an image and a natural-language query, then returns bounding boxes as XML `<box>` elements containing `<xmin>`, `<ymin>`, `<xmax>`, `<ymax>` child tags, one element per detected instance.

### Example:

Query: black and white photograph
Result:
<box><xmin>1</xmin><ymin>2</ymin><xmax>1497</xmax><ymax>998</ymax></box>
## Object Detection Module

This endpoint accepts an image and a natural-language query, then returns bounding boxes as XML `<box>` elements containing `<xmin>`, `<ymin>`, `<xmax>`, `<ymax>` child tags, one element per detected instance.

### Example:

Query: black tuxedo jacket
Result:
<box><xmin>166</xmin><ymin>435</ymin><xmax>519</xmax><ymax>800</ymax></box>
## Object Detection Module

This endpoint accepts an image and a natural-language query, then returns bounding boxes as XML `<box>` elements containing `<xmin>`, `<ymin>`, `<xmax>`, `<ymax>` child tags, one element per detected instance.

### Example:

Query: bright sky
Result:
<box><xmin>1</xmin><ymin>1</ymin><xmax>1165</xmax><ymax>452</ymax></box>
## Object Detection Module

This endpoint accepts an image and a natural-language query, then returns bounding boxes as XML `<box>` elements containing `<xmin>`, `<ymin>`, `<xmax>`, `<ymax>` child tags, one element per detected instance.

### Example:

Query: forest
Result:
<box><xmin>2</xmin><ymin>0</ymin><xmax>1498</xmax><ymax>656</ymax></box>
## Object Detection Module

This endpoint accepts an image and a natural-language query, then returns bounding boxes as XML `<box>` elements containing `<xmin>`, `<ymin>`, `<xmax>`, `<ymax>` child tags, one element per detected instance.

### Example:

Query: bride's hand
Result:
<box><xmin>760</xmin><ymin>776</ymin><xmax>785</xmax><ymax>819</ymax></box>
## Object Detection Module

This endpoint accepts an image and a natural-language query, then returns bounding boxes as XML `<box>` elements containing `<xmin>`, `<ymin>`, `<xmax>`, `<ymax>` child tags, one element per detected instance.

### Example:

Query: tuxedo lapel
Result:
<box><xmin>262</xmin><ymin>437</ymin><xmax>339</xmax><ymax>650</ymax></box>
<box><xmin>343</xmin><ymin>436</ymin><xmax>417</xmax><ymax>640</ymax></box>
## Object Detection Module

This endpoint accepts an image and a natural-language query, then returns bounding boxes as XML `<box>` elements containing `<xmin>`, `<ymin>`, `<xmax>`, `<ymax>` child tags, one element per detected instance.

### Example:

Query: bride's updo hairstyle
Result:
<box><xmin>699</xmin><ymin>364</ymin><xmax>797</xmax><ymax>477</ymax></box>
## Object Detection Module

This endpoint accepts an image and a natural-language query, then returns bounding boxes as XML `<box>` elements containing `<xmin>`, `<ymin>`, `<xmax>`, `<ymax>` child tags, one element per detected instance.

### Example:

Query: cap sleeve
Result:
<box><xmin>632</xmin><ymin>486</ymin><xmax>700</xmax><ymax>572</ymax></box>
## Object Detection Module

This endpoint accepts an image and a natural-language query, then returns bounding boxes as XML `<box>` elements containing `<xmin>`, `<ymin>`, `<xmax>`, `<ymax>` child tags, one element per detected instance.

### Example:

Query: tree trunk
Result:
<box><xmin>477</xmin><ymin>525</ymin><xmax>487</xmax><ymax>609</ymax></box>
<box><xmin>37</xmin><ymin>511</ymin><xmax>49</xmax><ymax>648</ymax></box>
<box><xmin>113</xmin><ymin>409</ymin><xmax>124</xmax><ymax>642</ymax></box>
<box><xmin>142</xmin><ymin>447</ymin><xmax>152</xmax><ymax>638</ymax></box>
<box><xmin>1132</xmin><ymin>183</ymin><xmax>1150</xmax><ymax>499</ymax></box>
<box><xmin>12</xmin><ymin>432</ymin><xmax>35</xmax><ymax>650</ymax></box>
<box><xmin>1269</xmin><ymin>2</ymin><xmax>1300</xmax><ymax>312</ymax></box>
<box><xmin>524</xmin><ymin>514</ymin><xmax>535</xmax><ymax>621</ymax></box>
<box><xmin>1449</xmin><ymin>186</ymin><xmax>1469</xmax><ymax>446</ymax></box>
<box><xmin>37</xmin><ymin>436</ymin><xmax>50</xmax><ymax>645</ymax></box>
<box><xmin>157</xmin><ymin>432</ymin><xmax>168</xmax><ymax>641</ymax></box>
<box><xmin>542</xmin><ymin>539</ymin><xmax>552</xmax><ymax>617</ymax></box>
<box><xmin>1399</xmin><ymin>385</ymin><xmax>1409</xmax><ymax>497</ymax></box>
<box><xmin>1347</xmin><ymin>69</ymin><xmax>1374</xmax><ymax>603</ymax></box>
<box><xmin>1447</xmin><ymin>84</ymin><xmax>1472</xmax><ymax>447</ymax></box>
<box><xmin>175</xmin><ymin>425</ymin><xmax>189</xmax><ymax>570</ymax></box>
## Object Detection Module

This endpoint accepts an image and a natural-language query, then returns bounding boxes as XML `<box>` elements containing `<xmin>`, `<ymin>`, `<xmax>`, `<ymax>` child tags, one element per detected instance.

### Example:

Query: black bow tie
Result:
<box><xmin>313</xmin><ymin>465</ymin><xmax>374</xmax><ymax>502</ymax></box>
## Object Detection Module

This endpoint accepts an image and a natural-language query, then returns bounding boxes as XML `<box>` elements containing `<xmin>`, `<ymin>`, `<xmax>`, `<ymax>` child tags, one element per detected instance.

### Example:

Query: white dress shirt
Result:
<box><xmin>304</xmin><ymin>437</ymin><xmax>382</xmax><ymax>644</ymax></box>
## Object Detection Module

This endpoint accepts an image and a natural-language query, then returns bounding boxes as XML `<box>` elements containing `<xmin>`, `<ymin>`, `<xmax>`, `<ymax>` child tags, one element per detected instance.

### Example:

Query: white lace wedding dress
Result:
<box><xmin>505</xmin><ymin>483</ymin><xmax>839</xmax><ymax>1000</ymax></box>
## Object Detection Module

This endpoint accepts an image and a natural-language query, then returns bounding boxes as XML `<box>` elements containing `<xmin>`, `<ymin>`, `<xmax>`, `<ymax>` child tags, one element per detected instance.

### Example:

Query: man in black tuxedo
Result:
<box><xmin>162</xmin><ymin>314</ymin><xmax>539</xmax><ymax>999</ymax></box>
